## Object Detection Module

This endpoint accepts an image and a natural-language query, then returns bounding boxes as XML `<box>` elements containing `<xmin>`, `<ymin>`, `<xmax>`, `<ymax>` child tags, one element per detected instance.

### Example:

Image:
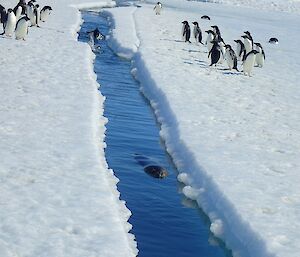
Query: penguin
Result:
<box><xmin>15</xmin><ymin>6</ymin><xmax>22</xmax><ymax>21</ymax></box>
<box><xmin>153</xmin><ymin>2</ymin><xmax>162</xmax><ymax>15</ymax></box>
<box><xmin>218</xmin><ymin>37</ymin><xmax>226</xmax><ymax>64</ymax></box>
<box><xmin>33</xmin><ymin>4</ymin><xmax>40</xmax><ymax>27</ymax></box>
<box><xmin>182</xmin><ymin>21</ymin><xmax>191</xmax><ymax>43</ymax></box>
<box><xmin>3</xmin><ymin>9</ymin><xmax>16</xmax><ymax>37</ymax></box>
<box><xmin>244</xmin><ymin>31</ymin><xmax>254</xmax><ymax>48</ymax></box>
<box><xmin>208</xmin><ymin>40</ymin><xmax>221</xmax><ymax>66</ymax></box>
<box><xmin>205</xmin><ymin>30</ymin><xmax>216</xmax><ymax>53</ymax></box>
<box><xmin>27</xmin><ymin>2</ymin><xmax>35</xmax><ymax>26</ymax></box>
<box><xmin>243</xmin><ymin>50</ymin><xmax>259</xmax><ymax>76</ymax></box>
<box><xmin>40</xmin><ymin>6</ymin><xmax>52</xmax><ymax>22</ymax></box>
<box><xmin>192</xmin><ymin>21</ymin><xmax>203</xmax><ymax>44</ymax></box>
<box><xmin>201</xmin><ymin>15</ymin><xmax>210</xmax><ymax>20</ymax></box>
<box><xmin>225</xmin><ymin>44</ymin><xmax>239</xmax><ymax>71</ymax></box>
<box><xmin>254</xmin><ymin>42</ymin><xmax>265</xmax><ymax>68</ymax></box>
<box><xmin>15</xmin><ymin>15</ymin><xmax>30</xmax><ymax>40</ymax></box>
<box><xmin>13</xmin><ymin>0</ymin><xmax>26</xmax><ymax>16</ymax></box>
<box><xmin>88</xmin><ymin>28</ymin><xmax>105</xmax><ymax>41</ymax></box>
<box><xmin>211</xmin><ymin>25</ymin><xmax>221</xmax><ymax>40</ymax></box>
<box><xmin>0</xmin><ymin>5</ymin><xmax>7</xmax><ymax>32</ymax></box>
<box><xmin>234</xmin><ymin>39</ymin><xmax>245</xmax><ymax>61</ymax></box>
<box><xmin>242</xmin><ymin>34</ymin><xmax>253</xmax><ymax>56</ymax></box>
<box><xmin>269</xmin><ymin>37</ymin><xmax>278</xmax><ymax>44</ymax></box>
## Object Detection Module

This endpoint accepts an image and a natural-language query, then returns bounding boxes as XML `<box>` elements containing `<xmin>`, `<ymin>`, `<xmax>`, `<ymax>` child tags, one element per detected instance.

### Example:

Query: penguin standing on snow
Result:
<box><xmin>2</xmin><ymin>9</ymin><xmax>16</xmax><ymax>37</ymax></box>
<box><xmin>15</xmin><ymin>15</ymin><xmax>30</xmax><ymax>40</ymax></box>
<box><xmin>40</xmin><ymin>6</ymin><xmax>52</xmax><ymax>22</ymax></box>
<box><xmin>243</xmin><ymin>50</ymin><xmax>259</xmax><ymax>76</ymax></box>
<box><xmin>244</xmin><ymin>31</ymin><xmax>254</xmax><ymax>48</ymax></box>
<box><xmin>234</xmin><ymin>39</ymin><xmax>245</xmax><ymax>61</ymax></box>
<box><xmin>208</xmin><ymin>40</ymin><xmax>221</xmax><ymax>66</ymax></box>
<box><xmin>254</xmin><ymin>42</ymin><xmax>265</xmax><ymax>68</ymax></box>
<box><xmin>15</xmin><ymin>6</ymin><xmax>22</xmax><ymax>21</ymax></box>
<box><xmin>218</xmin><ymin>37</ymin><xmax>226</xmax><ymax>64</ymax></box>
<box><xmin>13</xmin><ymin>0</ymin><xmax>26</xmax><ymax>16</ymax></box>
<box><xmin>182</xmin><ymin>21</ymin><xmax>191</xmax><ymax>43</ymax></box>
<box><xmin>225</xmin><ymin>44</ymin><xmax>239</xmax><ymax>71</ymax></box>
<box><xmin>33</xmin><ymin>4</ymin><xmax>40</xmax><ymax>27</ymax></box>
<box><xmin>0</xmin><ymin>5</ymin><xmax>7</xmax><ymax>32</ymax></box>
<box><xmin>211</xmin><ymin>25</ymin><xmax>221</xmax><ymax>41</ymax></box>
<box><xmin>153</xmin><ymin>2</ymin><xmax>162</xmax><ymax>15</ymax></box>
<box><xmin>242</xmin><ymin>32</ymin><xmax>253</xmax><ymax>55</ymax></box>
<box><xmin>205</xmin><ymin>30</ymin><xmax>216</xmax><ymax>53</ymax></box>
<box><xmin>192</xmin><ymin>21</ymin><xmax>203</xmax><ymax>44</ymax></box>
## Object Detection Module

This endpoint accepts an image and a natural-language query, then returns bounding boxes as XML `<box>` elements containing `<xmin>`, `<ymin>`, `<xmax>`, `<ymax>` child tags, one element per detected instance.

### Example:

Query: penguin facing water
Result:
<box><xmin>182</xmin><ymin>20</ymin><xmax>191</xmax><ymax>43</ymax></box>
<box><xmin>243</xmin><ymin>50</ymin><xmax>258</xmax><ymax>76</ymax></box>
<box><xmin>15</xmin><ymin>15</ymin><xmax>30</xmax><ymax>40</ymax></box>
<box><xmin>225</xmin><ymin>44</ymin><xmax>239</xmax><ymax>71</ymax></box>
<box><xmin>192</xmin><ymin>21</ymin><xmax>203</xmax><ymax>44</ymax></box>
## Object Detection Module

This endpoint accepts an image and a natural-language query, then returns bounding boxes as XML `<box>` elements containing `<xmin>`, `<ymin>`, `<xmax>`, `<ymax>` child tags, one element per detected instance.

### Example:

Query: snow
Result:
<box><xmin>105</xmin><ymin>1</ymin><xmax>300</xmax><ymax>257</ymax></box>
<box><xmin>0</xmin><ymin>0</ymin><xmax>137</xmax><ymax>256</ymax></box>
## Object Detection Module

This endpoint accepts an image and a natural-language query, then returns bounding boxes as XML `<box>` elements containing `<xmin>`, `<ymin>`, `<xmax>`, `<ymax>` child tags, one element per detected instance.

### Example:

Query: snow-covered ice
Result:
<box><xmin>0</xmin><ymin>0</ymin><xmax>137</xmax><ymax>256</ymax></box>
<box><xmin>106</xmin><ymin>1</ymin><xmax>300</xmax><ymax>257</ymax></box>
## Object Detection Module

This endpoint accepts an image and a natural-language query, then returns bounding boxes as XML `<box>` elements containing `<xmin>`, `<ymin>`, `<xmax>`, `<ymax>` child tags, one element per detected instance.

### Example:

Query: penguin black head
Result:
<box><xmin>249</xmin><ymin>50</ymin><xmax>259</xmax><ymax>55</ymax></box>
<box><xmin>8</xmin><ymin>8</ymin><xmax>13</xmax><ymax>13</ymax></box>
<box><xmin>201</xmin><ymin>15</ymin><xmax>210</xmax><ymax>20</ymax></box>
<box><xmin>182</xmin><ymin>20</ymin><xmax>188</xmax><ymax>24</ymax></box>
<box><xmin>241</xmin><ymin>35</ymin><xmax>251</xmax><ymax>40</ymax></box>
<box><xmin>24</xmin><ymin>15</ymin><xmax>30</xmax><ymax>21</ymax></box>
<box><xmin>244</xmin><ymin>31</ymin><xmax>251</xmax><ymax>36</ymax></box>
<box><xmin>234</xmin><ymin>39</ymin><xmax>242</xmax><ymax>43</ymax></box>
<box><xmin>205</xmin><ymin>30</ymin><xmax>215</xmax><ymax>34</ymax></box>
<box><xmin>225</xmin><ymin>44</ymin><xmax>232</xmax><ymax>49</ymax></box>
<box><xmin>35</xmin><ymin>4</ymin><xmax>39</xmax><ymax>8</ymax></box>
<box><xmin>254</xmin><ymin>42</ymin><xmax>262</xmax><ymax>48</ymax></box>
<box><xmin>192</xmin><ymin>21</ymin><xmax>198</xmax><ymax>26</ymax></box>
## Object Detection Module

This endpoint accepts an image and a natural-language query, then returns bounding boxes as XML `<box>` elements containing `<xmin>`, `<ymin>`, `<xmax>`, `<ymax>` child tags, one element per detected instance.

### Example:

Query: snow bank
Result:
<box><xmin>106</xmin><ymin>2</ymin><xmax>300</xmax><ymax>257</ymax></box>
<box><xmin>0</xmin><ymin>0</ymin><xmax>137</xmax><ymax>256</ymax></box>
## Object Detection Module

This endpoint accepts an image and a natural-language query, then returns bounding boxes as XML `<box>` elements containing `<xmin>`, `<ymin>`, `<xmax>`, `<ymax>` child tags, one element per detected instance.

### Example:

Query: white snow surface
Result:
<box><xmin>0</xmin><ymin>1</ymin><xmax>138</xmax><ymax>257</ymax></box>
<box><xmin>106</xmin><ymin>1</ymin><xmax>300</xmax><ymax>257</ymax></box>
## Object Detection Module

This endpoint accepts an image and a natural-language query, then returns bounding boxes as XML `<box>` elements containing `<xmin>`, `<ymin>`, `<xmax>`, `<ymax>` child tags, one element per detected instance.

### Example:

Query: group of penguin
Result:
<box><xmin>0</xmin><ymin>0</ymin><xmax>52</xmax><ymax>40</ymax></box>
<box><xmin>181</xmin><ymin>19</ymin><xmax>266</xmax><ymax>76</ymax></box>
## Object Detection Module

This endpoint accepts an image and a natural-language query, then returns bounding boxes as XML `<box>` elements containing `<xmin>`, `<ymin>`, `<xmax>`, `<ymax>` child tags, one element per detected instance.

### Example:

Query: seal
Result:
<box><xmin>134</xmin><ymin>154</ymin><xmax>168</xmax><ymax>179</ymax></box>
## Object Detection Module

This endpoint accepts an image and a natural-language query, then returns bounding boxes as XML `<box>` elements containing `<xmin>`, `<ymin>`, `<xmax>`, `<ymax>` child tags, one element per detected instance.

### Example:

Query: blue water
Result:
<box><xmin>79</xmin><ymin>11</ymin><xmax>232</xmax><ymax>257</ymax></box>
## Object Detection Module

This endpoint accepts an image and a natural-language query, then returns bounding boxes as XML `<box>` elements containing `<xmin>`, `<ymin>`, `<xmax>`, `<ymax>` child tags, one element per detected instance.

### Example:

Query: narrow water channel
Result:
<box><xmin>79</xmin><ymin>11</ymin><xmax>232</xmax><ymax>257</ymax></box>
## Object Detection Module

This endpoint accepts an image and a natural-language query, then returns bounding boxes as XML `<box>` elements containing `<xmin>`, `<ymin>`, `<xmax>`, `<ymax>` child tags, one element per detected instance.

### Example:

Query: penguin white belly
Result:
<box><xmin>218</xmin><ymin>43</ymin><xmax>226</xmax><ymax>64</ymax></box>
<box><xmin>193</xmin><ymin>27</ymin><xmax>198</xmax><ymax>41</ymax></box>
<box><xmin>206</xmin><ymin>34</ymin><xmax>214</xmax><ymax>52</ymax></box>
<box><xmin>244</xmin><ymin>39</ymin><xmax>252</xmax><ymax>54</ymax></box>
<box><xmin>243</xmin><ymin>54</ymin><xmax>256</xmax><ymax>76</ymax></box>
<box><xmin>40</xmin><ymin>9</ymin><xmax>50</xmax><ymax>22</ymax></box>
<box><xmin>15</xmin><ymin>6</ymin><xmax>22</xmax><ymax>21</ymax></box>
<box><xmin>256</xmin><ymin>53</ymin><xmax>264</xmax><ymax>67</ymax></box>
<box><xmin>225</xmin><ymin>51</ymin><xmax>234</xmax><ymax>69</ymax></box>
<box><xmin>15</xmin><ymin>20</ymin><xmax>28</xmax><ymax>40</ymax></box>
<box><xmin>236</xmin><ymin>44</ymin><xmax>242</xmax><ymax>60</ymax></box>
<box><xmin>5</xmin><ymin>14</ymin><xmax>16</xmax><ymax>36</ymax></box>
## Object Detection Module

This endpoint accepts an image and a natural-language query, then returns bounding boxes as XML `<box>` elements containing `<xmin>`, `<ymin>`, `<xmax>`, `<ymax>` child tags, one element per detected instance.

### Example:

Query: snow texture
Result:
<box><xmin>106</xmin><ymin>1</ymin><xmax>300</xmax><ymax>257</ymax></box>
<box><xmin>0</xmin><ymin>1</ymin><xmax>137</xmax><ymax>256</ymax></box>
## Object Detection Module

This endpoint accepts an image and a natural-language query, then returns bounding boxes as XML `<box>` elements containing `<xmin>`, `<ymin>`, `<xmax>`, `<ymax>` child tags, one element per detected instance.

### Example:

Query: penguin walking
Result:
<box><xmin>243</xmin><ymin>50</ymin><xmax>259</xmax><ymax>76</ymax></box>
<box><xmin>40</xmin><ymin>6</ymin><xmax>52</xmax><ymax>22</ymax></box>
<box><xmin>15</xmin><ymin>15</ymin><xmax>30</xmax><ymax>40</ymax></box>
<box><xmin>254</xmin><ymin>43</ymin><xmax>265</xmax><ymax>68</ymax></box>
<box><xmin>182</xmin><ymin>21</ymin><xmax>191</xmax><ymax>43</ymax></box>
<box><xmin>153</xmin><ymin>2</ymin><xmax>162</xmax><ymax>15</ymax></box>
<box><xmin>208</xmin><ymin>40</ymin><xmax>221</xmax><ymax>66</ymax></box>
<box><xmin>3</xmin><ymin>9</ymin><xmax>16</xmax><ymax>37</ymax></box>
<box><xmin>234</xmin><ymin>39</ymin><xmax>245</xmax><ymax>61</ymax></box>
<box><xmin>192</xmin><ymin>21</ymin><xmax>203</xmax><ymax>44</ymax></box>
<box><xmin>225</xmin><ymin>44</ymin><xmax>239</xmax><ymax>71</ymax></box>
<box><xmin>205</xmin><ymin>30</ymin><xmax>216</xmax><ymax>53</ymax></box>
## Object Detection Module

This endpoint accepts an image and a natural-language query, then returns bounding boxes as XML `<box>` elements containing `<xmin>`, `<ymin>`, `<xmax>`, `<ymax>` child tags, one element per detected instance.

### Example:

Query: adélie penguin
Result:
<box><xmin>211</xmin><ymin>25</ymin><xmax>221</xmax><ymax>41</ymax></box>
<box><xmin>243</xmin><ymin>50</ymin><xmax>259</xmax><ymax>76</ymax></box>
<box><xmin>0</xmin><ymin>5</ymin><xmax>7</xmax><ymax>32</ymax></box>
<box><xmin>242</xmin><ymin>32</ymin><xmax>253</xmax><ymax>55</ymax></box>
<box><xmin>182</xmin><ymin>20</ymin><xmax>191</xmax><ymax>43</ymax></box>
<box><xmin>153</xmin><ymin>2</ymin><xmax>162</xmax><ymax>15</ymax></box>
<box><xmin>40</xmin><ymin>6</ymin><xmax>52</xmax><ymax>22</ymax></box>
<box><xmin>225</xmin><ymin>44</ymin><xmax>239</xmax><ymax>71</ymax></box>
<box><xmin>234</xmin><ymin>39</ymin><xmax>245</xmax><ymax>61</ymax></box>
<box><xmin>254</xmin><ymin>42</ymin><xmax>265</xmax><ymax>68</ymax></box>
<box><xmin>205</xmin><ymin>30</ymin><xmax>216</xmax><ymax>53</ymax></box>
<box><xmin>208</xmin><ymin>40</ymin><xmax>221</xmax><ymax>66</ymax></box>
<box><xmin>3</xmin><ymin>9</ymin><xmax>16</xmax><ymax>37</ymax></box>
<box><xmin>192</xmin><ymin>21</ymin><xmax>203</xmax><ymax>44</ymax></box>
<box><xmin>15</xmin><ymin>15</ymin><xmax>30</xmax><ymax>40</ymax></box>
